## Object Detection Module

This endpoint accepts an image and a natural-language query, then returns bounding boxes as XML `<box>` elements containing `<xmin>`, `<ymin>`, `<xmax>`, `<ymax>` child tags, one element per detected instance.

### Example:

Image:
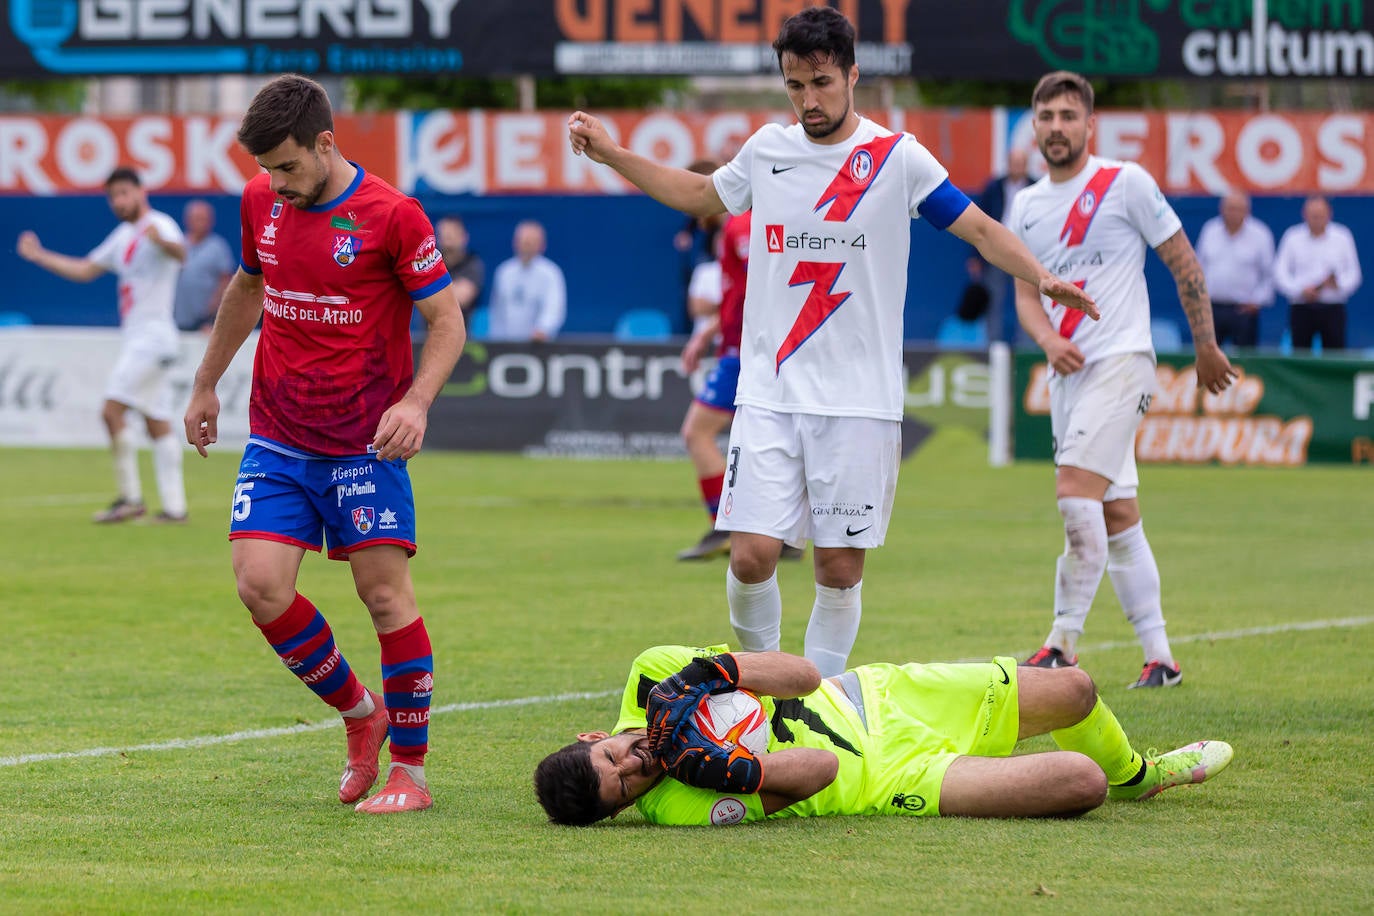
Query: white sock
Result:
<box><xmin>1048</xmin><ymin>497</ymin><xmax>1108</xmax><ymax>656</ymax></box>
<box><xmin>151</xmin><ymin>433</ymin><xmax>187</xmax><ymax>516</ymax></box>
<box><xmin>112</xmin><ymin>427</ymin><xmax>142</xmax><ymax>503</ymax></box>
<box><xmin>727</xmin><ymin>568</ymin><xmax>782</xmax><ymax>652</ymax></box>
<box><xmin>805</xmin><ymin>580</ymin><xmax>862</xmax><ymax>678</ymax></box>
<box><xmin>1107</xmin><ymin>521</ymin><xmax>1174</xmax><ymax>665</ymax></box>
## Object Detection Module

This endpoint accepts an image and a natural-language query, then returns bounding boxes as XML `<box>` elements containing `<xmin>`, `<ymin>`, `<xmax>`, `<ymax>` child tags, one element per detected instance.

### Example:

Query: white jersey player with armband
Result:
<box><xmin>1009</xmin><ymin>71</ymin><xmax>1236</xmax><ymax>689</ymax></box>
<box><xmin>568</xmin><ymin>8</ymin><xmax>1097</xmax><ymax>678</ymax></box>
<box><xmin>16</xmin><ymin>166</ymin><xmax>190</xmax><ymax>525</ymax></box>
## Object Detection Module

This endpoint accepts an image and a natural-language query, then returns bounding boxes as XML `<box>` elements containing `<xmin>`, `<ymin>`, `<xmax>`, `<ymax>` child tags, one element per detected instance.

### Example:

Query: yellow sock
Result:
<box><xmin>1051</xmin><ymin>697</ymin><xmax>1144</xmax><ymax>785</ymax></box>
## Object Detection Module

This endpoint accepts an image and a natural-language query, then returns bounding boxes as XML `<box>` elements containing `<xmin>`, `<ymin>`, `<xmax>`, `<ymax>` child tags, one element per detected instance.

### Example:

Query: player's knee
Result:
<box><xmin>1061</xmin><ymin>666</ymin><xmax>1098</xmax><ymax>719</ymax></box>
<box><xmin>234</xmin><ymin>575</ymin><xmax>293</xmax><ymax>618</ymax></box>
<box><xmin>1067</xmin><ymin>754</ymin><xmax>1109</xmax><ymax>812</ymax></box>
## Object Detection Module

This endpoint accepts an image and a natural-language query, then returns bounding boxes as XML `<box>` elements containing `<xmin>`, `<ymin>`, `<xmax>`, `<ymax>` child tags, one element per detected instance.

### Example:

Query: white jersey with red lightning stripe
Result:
<box><xmin>1007</xmin><ymin>155</ymin><xmax>1181</xmax><ymax>365</ymax></box>
<box><xmin>87</xmin><ymin>210</ymin><xmax>184</xmax><ymax>337</ymax></box>
<box><xmin>713</xmin><ymin>117</ymin><xmax>955</xmax><ymax>421</ymax></box>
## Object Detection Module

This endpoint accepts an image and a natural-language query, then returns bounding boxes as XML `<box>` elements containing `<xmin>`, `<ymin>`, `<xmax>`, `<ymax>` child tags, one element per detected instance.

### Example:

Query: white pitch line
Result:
<box><xmin>4</xmin><ymin>615</ymin><xmax>1371</xmax><ymax>768</ymax></box>
<box><xmin>0</xmin><ymin>690</ymin><xmax>618</xmax><ymax>768</ymax></box>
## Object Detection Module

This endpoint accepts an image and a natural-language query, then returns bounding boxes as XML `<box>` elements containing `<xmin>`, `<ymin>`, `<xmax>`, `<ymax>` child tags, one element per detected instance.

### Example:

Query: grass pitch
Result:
<box><xmin>1</xmin><ymin>428</ymin><xmax>1370</xmax><ymax>912</ymax></box>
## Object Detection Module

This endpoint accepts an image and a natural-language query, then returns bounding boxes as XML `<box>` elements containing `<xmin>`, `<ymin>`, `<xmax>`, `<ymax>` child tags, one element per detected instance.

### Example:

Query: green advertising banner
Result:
<box><xmin>1013</xmin><ymin>352</ymin><xmax>1374</xmax><ymax>466</ymax></box>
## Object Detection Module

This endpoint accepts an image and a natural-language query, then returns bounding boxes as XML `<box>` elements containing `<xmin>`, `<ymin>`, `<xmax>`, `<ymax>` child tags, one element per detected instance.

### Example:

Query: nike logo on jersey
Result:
<box><xmin>771</xmin><ymin>164</ymin><xmax>796</xmax><ymax>174</ymax></box>
<box><xmin>1022</xmin><ymin>213</ymin><xmax>1052</xmax><ymax>232</ymax></box>
<box><xmin>845</xmin><ymin>524</ymin><xmax>872</xmax><ymax>537</ymax></box>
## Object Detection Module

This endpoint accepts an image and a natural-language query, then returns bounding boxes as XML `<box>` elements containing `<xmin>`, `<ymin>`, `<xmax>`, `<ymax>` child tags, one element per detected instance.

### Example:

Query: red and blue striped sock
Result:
<box><xmin>256</xmin><ymin>593</ymin><xmax>365</xmax><ymax>713</ymax></box>
<box><xmin>699</xmin><ymin>473</ymin><xmax>724</xmax><ymax>519</ymax></box>
<box><xmin>380</xmin><ymin>617</ymin><xmax>433</xmax><ymax>767</ymax></box>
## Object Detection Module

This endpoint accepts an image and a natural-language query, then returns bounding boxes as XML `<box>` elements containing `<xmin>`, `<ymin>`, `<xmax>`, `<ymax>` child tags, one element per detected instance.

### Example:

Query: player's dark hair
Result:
<box><xmin>104</xmin><ymin>166</ymin><xmax>141</xmax><ymax>188</ymax></box>
<box><xmin>686</xmin><ymin>159</ymin><xmax>718</xmax><ymax>177</ymax></box>
<box><xmin>534</xmin><ymin>741</ymin><xmax>617</xmax><ymax>826</ymax></box>
<box><xmin>237</xmin><ymin>74</ymin><xmax>335</xmax><ymax>156</ymax></box>
<box><xmin>1032</xmin><ymin>71</ymin><xmax>1095</xmax><ymax>114</ymax></box>
<box><xmin>773</xmin><ymin>6</ymin><xmax>856</xmax><ymax>74</ymax></box>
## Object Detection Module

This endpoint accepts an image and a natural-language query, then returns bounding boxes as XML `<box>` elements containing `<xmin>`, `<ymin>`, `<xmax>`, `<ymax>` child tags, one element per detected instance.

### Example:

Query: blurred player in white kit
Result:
<box><xmin>17</xmin><ymin>166</ymin><xmax>190</xmax><ymax>523</ymax></box>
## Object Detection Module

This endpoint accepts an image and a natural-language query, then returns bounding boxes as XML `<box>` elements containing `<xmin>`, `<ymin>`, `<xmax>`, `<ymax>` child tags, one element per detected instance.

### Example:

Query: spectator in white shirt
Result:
<box><xmin>1273</xmin><ymin>196</ymin><xmax>1363</xmax><ymax>352</ymax></box>
<box><xmin>487</xmin><ymin>220</ymin><xmax>567</xmax><ymax>342</ymax></box>
<box><xmin>1194</xmin><ymin>192</ymin><xmax>1274</xmax><ymax>349</ymax></box>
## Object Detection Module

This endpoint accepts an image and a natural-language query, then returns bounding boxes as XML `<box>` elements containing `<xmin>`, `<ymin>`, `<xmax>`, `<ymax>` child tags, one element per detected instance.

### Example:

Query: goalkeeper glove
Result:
<box><xmin>645</xmin><ymin>654</ymin><xmax>740</xmax><ymax>756</ymax></box>
<box><xmin>661</xmin><ymin>717</ymin><xmax>765</xmax><ymax>794</ymax></box>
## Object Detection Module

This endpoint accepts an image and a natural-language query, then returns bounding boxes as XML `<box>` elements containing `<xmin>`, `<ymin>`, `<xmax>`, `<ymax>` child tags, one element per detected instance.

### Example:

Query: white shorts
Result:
<box><xmin>1049</xmin><ymin>352</ymin><xmax>1157</xmax><ymax>501</ymax></box>
<box><xmin>105</xmin><ymin>328</ymin><xmax>179</xmax><ymax>421</ymax></box>
<box><xmin>715</xmin><ymin>405</ymin><xmax>901</xmax><ymax>549</ymax></box>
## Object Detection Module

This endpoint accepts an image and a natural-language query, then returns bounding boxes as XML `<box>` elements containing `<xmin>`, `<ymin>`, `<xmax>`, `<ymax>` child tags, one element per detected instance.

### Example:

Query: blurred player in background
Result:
<box><xmin>183</xmin><ymin>74</ymin><xmax>465</xmax><ymax>813</ymax></box>
<box><xmin>533</xmin><ymin>644</ymin><xmax>1233</xmax><ymax>826</ymax></box>
<box><xmin>1009</xmin><ymin>71</ymin><xmax>1237</xmax><ymax>688</ymax></box>
<box><xmin>569</xmin><ymin>7</ymin><xmax>1096</xmax><ymax>677</ymax></box>
<box><xmin>17</xmin><ymin>166</ymin><xmax>189</xmax><ymax>524</ymax></box>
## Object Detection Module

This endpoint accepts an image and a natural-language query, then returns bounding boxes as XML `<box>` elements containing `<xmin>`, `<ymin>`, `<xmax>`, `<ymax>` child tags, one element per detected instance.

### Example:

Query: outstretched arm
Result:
<box><xmin>946</xmin><ymin>206</ymin><xmax>1099</xmax><ymax>321</ymax></box>
<box><xmin>16</xmin><ymin>231</ymin><xmax>106</xmax><ymax>283</ymax></box>
<box><xmin>568</xmin><ymin>111</ymin><xmax>726</xmax><ymax>219</ymax></box>
<box><xmin>1154</xmin><ymin>230</ymin><xmax>1237</xmax><ymax>394</ymax></box>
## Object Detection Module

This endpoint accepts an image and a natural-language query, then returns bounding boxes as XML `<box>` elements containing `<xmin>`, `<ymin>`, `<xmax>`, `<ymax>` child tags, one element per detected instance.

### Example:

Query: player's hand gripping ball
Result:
<box><xmin>661</xmin><ymin>701</ymin><xmax>766</xmax><ymax>794</ymax></box>
<box><xmin>645</xmin><ymin>654</ymin><xmax>740</xmax><ymax>756</ymax></box>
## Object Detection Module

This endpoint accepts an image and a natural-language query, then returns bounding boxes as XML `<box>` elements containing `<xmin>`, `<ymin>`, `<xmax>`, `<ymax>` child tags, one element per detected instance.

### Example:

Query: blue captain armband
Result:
<box><xmin>917</xmin><ymin>179</ymin><xmax>973</xmax><ymax>231</ymax></box>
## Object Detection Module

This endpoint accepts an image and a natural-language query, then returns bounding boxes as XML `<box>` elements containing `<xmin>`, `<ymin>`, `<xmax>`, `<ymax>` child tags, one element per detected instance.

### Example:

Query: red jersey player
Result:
<box><xmin>183</xmin><ymin>75</ymin><xmax>465</xmax><ymax>813</ymax></box>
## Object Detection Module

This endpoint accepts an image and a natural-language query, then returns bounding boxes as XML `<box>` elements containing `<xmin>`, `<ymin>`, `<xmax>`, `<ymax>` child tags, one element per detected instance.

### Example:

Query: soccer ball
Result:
<box><xmin>692</xmin><ymin>688</ymin><xmax>770</xmax><ymax>756</ymax></box>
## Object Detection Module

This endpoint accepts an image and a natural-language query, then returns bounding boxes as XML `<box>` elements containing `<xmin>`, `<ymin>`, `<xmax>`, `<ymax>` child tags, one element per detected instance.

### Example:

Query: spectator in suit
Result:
<box><xmin>487</xmin><ymin>220</ymin><xmax>567</xmax><ymax>342</ymax></box>
<box><xmin>1273</xmin><ymin>196</ymin><xmax>1363</xmax><ymax>351</ymax></box>
<box><xmin>1194</xmin><ymin>192</ymin><xmax>1274</xmax><ymax>349</ymax></box>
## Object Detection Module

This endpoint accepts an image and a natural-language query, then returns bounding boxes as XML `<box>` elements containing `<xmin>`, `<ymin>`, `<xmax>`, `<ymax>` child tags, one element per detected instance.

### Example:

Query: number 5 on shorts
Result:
<box><xmin>232</xmin><ymin>482</ymin><xmax>255</xmax><ymax>521</ymax></box>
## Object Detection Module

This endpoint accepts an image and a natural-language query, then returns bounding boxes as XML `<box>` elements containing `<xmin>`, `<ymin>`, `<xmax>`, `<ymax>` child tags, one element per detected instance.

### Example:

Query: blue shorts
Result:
<box><xmin>695</xmin><ymin>355</ymin><xmax>740</xmax><ymax>413</ymax></box>
<box><xmin>229</xmin><ymin>439</ymin><xmax>417</xmax><ymax>560</ymax></box>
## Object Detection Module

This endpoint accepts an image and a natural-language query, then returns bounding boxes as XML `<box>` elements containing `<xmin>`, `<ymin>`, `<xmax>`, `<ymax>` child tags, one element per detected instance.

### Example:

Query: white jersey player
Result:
<box><xmin>1010</xmin><ymin>71</ymin><xmax>1236</xmax><ymax>688</ymax></box>
<box><xmin>16</xmin><ymin>167</ymin><xmax>190</xmax><ymax>524</ymax></box>
<box><xmin>569</xmin><ymin>8</ymin><xmax>1097</xmax><ymax>678</ymax></box>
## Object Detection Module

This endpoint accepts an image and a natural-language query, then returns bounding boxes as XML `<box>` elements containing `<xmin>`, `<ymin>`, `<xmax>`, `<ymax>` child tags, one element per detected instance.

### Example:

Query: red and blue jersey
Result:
<box><xmin>239</xmin><ymin>166</ymin><xmax>451</xmax><ymax>456</ymax></box>
<box><xmin>717</xmin><ymin>210</ymin><xmax>750</xmax><ymax>357</ymax></box>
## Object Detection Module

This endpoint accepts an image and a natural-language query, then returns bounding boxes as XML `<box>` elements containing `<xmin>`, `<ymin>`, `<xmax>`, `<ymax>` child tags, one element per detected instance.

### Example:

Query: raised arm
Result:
<box><xmin>1153</xmin><ymin>229</ymin><xmax>1237</xmax><ymax>394</ymax></box>
<box><xmin>568</xmin><ymin>111</ymin><xmax>726</xmax><ymax>219</ymax></box>
<box><xmin>16</xmin><ymin>231</ymin><xmax>106</xmax><ymax>283</ymax></box>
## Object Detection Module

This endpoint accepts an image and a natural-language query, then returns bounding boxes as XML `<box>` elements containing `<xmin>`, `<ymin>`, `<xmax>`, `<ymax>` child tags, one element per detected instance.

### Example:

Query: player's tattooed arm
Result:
<box><xmin>1154</xmin><ymin>230</ymin><xmax>1217</xmax><ymax>346</ymax></box>
<box><xmin>1155</xmin><ymin>229</ymin><xmax>1238</xmax><ymax>395</ymax></box>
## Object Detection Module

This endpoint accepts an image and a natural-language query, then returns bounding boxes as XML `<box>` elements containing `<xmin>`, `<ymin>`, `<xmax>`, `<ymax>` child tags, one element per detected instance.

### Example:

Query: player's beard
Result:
<box><xmin>801</xmin><ymin>98</ymin><xmax>851</xmax><ymax>140</ymax></box>
<box><xmin>282</xmin><ymin>164</ymin><xmax>331</xmax><ymax>209</ymax></box>
<box><xmin>1040</xmin><ymin>133</ymin><xmax>1085</xmax><ymax>168</ymax></box>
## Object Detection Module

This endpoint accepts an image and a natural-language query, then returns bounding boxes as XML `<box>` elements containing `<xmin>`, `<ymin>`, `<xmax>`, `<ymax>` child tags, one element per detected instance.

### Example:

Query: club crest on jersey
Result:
<box><xmin>352</xmin><ymin>506</ymin><xmax>376</xmax><ymax>534</ymax></box>
<box><xmin>270</xmin><ymin>200</ymin><xmax>283</xmax><ymax>218</ymax></box>
<box><xmin>1077</xmin><ymin>191</ymin><xmax>1098</xmax><ymax>215</ymax></box>
<box><xmin>850</xmin><ymin>149</ymin><xmax>874</xmax><ymax>184</ymax></box>
<box><xmin>333</xmin><ymin>234</ymin><xmax>362</xmax><ymax>267</ymax></box>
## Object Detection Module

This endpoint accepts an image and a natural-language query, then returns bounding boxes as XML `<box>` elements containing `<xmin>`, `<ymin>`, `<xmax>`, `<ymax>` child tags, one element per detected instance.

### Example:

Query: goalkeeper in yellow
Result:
<box><xmin>534</xmin><ymin>645</ymin><xmax>1232</xmax><ymax>826</ymax></box>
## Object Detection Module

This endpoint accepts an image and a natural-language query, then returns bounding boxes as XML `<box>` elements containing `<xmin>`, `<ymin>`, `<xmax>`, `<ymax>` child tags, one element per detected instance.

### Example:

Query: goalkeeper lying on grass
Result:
<box><xmin>534</xmin><ymin>645</ymin><xmax>1232</xmax><ymax>826</ymax></box>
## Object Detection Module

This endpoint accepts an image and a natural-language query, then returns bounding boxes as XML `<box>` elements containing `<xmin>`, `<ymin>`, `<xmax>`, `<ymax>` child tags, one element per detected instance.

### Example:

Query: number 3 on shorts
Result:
<box><xmin>233</xmin><ymin>481</ymin><xmax>255</xmax><ymax>521</ymax></box>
